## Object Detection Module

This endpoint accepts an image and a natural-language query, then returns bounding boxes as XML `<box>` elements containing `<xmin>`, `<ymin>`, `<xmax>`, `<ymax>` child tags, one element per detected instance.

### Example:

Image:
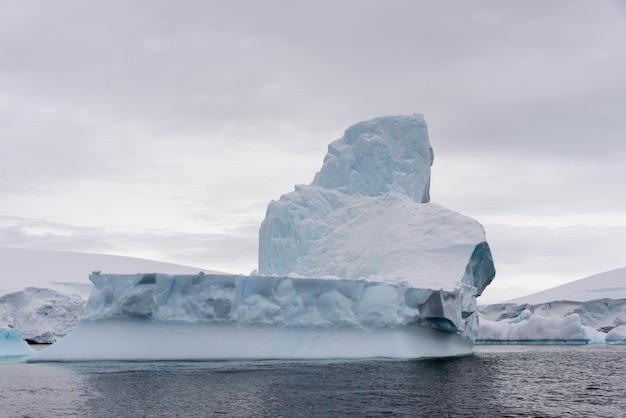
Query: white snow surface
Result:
<box><xmin>0</xmin><ymin>287</ymin><xmax>85</xmax><ymax>343</ymax></box>
<box><xmin>0</xmin><ymin>327</ymin><xmax>36</xmax><ymax>357</ymax></box>
<box><xmin>507</xmin><ymin>267</ymin><xmax>626</xmax><ymax>305</ymax></box>
<box><xmin>261</xmin><ymin>190</ymin><xmax>487</xmax><ymax>288</ymax></box>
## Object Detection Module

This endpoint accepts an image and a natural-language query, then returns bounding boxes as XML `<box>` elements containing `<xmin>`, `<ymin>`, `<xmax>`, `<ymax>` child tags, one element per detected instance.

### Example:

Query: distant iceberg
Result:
<box><xmin>30</xmin><ymin>114</ymin><xmax>496</xmax><ymax>361</ymax></box>
<box><xmin>478</xmin><ymin>268</ymin><xmax>626</xmax><ymax>344</ymax></box>
<box><xmin>1</xmin><ymin>327</ymin><xmax>36</xmax><ymax>357</ymax></box>
<box><xmin>478</xmin><ymin>298</ymin><xmax>626</xmax><ymax>344</ymax></box>
<box><xmin>0</xmin><ymin>287</ymin><xmax>85</xmax><ymax>344</ymax></box>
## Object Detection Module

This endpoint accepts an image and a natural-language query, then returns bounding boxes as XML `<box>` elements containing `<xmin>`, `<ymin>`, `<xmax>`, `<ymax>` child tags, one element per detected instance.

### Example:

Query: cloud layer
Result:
<box><xmin>2</xmin><ymin>1</ymin><xmax>625</xmax><ymax>301</ymax></box>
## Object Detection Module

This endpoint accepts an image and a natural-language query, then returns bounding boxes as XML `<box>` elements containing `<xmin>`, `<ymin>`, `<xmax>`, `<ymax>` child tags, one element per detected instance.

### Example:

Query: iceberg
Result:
<box><xmin>606</xmin><ymin>325</ymin><xmax>626</xmax><ymax>344</ymax></box>
<box><xmin>0</xmin><ymin>287</ymin><xmax>85</xmax><ymax>343</ymax></box>
<box><xmin>477</xmin><ymin>312</ymin><xmax>603</xmax><ymax>344</ymax></box>
<box><xmin>478</xmin><ymin>298</ymin><xmax>626</xmax><ymax>344</ymax></box>
<box><xmin>478</xmin><ymin>269</ymin><xmax>626</xmax><ymax>344</ymax></box>
<box><xmin>30</xmin><ymin>114</ymin><xmax>496</xmax><ymax>361</ymax></box>
<box><xmin>29</xmin><ymin>272</ymin><xmax>479</xmax><ymax>361</ymax></box>
<box><xmin>0</xmin><ymin>327</ymin><xmax>36</xmax><ymax>357</ymax></box>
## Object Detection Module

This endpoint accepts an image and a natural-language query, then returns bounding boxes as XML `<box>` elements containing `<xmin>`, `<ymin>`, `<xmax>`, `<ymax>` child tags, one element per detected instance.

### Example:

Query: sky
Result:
<box><xmin>1</xmin><ymin>0</ymin><xmax>625</xmax><ymax>303</ymax></box>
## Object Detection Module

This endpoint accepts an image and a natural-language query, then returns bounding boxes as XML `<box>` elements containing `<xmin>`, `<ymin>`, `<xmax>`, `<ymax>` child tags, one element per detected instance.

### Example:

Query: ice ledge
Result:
<box><xmin>82</xmin><ymin>273</ymin><xmax>480</xmax><ymax>336</ymax></box>
<box><xmin>0</xmin><ymin>327</ymin><xmax>36</xmax><ymax>357</ymax></box>
<box><xmin>28</xmin><ymin>272</ymin><xmax>484</xmax><ymax>361</ymax></box>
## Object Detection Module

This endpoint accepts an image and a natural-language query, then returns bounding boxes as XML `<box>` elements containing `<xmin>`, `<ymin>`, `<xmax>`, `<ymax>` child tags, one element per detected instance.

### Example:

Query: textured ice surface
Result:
<box><xmin>0</xmin><ymin>327</ymin><xmax>35</xmax><ymax>357</ymax></box>
<box><xmin>259</xmin><ymin>115</ymin><xmax>494</xmax><ymax>292</ymax></box>
<box><xmin>29</xmin><ymin>272</ymin><xmax>475</xmax><ymax>361</ymax></box>
<box><xmin>478</xmin><ymin>298</ymin><xmax>626</xmax><ymax>344</ymax></box>
<box><xmin>311</xmin><ymin>114</ymin><xmax>433</xmax><ymax>203</ymax></box>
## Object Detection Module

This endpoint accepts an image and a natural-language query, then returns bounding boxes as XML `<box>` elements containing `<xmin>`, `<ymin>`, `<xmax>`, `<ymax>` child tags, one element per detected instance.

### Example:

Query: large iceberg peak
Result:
<box><xmin>259</xmin><ymin>114</ymin><xmax>495</xmax><ymax>297</ymax></box>
<box><xmin>312</xmin><ymin>114</ymin><xmax>433</xmax><ymax>203</ymax></box>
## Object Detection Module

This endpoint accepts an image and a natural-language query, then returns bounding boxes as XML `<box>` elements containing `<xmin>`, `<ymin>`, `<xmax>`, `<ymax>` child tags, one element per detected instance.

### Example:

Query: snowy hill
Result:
<box><xmin>0</xmin><ymin>247</ymin><xmax>220</xmax><ymax>343</ymax></box>
<box><xmin>0</xmin><ymin>247</ymin><xmax>218</xmax><ymax>298</ymax></box>
<box><xmin>506</xmin><ymin>267</ymin><xmax>626</xmax><ymax>305</ymax></box>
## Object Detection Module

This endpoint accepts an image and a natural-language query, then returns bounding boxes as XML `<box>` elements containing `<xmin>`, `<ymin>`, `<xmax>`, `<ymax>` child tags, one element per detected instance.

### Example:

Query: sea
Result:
<box><xmin>1</xmin><ymin>345</ymin><xmax>625</xmax><ymax>418</ymax></box>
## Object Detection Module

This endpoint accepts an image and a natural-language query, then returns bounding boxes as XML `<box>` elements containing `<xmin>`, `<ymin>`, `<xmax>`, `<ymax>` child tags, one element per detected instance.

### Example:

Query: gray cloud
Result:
<box><xmin>1</xmin><ymin>0</ymin><xmax>625</xmax><ymax>301</ymax></box>
<box><xmin>480</xmin><ymin>223</ymin><xmax>626</xmax><ymax>302</ymax></box>
<box><xmin>0</xmin><ymin>215</ymin><xmax>258</xmax><ymax>274</ymax></box>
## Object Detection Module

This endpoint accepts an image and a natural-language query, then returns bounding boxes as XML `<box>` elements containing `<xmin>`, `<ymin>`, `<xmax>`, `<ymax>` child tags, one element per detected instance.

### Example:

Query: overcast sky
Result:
<box><xmin>1</xmin><ymin>0</ymin><xmax>625</xmax><ymax>303</ymax></box>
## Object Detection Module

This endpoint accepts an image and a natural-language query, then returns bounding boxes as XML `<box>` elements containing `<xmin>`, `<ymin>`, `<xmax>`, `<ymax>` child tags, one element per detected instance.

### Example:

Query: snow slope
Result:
<box><xmin>259</xmin><ymin>114</ymin><xmax>495</xmax><ymax>293</ymax></box>
<box><xmin>0</xmin><ymin>247</ymin><xmax>218</xmax><ymax>298</ymax></box>
<box><xmin>506</xmin><ymin>267</ymin><xmax>626</xmax><ymax>305</ymax></box>
<box><xmin>478</xmin><ymin>267</ymin><xmax>626</xmax><ymax>344</ymax></box>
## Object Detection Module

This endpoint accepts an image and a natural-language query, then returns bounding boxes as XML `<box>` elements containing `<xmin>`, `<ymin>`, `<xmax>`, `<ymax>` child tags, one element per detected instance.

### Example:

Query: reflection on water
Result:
<box><xmin>1</xmin><ymin>345</ymin><xmax>625</xmax><ymax>417</ymax></box>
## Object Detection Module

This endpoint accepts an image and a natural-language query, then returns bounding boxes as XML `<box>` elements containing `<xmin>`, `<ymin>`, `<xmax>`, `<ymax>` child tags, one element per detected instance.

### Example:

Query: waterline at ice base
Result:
<box><xmin>30</xmin><ymin>114</ymin><xmax>495</xmax><ymax>362</ymax></box>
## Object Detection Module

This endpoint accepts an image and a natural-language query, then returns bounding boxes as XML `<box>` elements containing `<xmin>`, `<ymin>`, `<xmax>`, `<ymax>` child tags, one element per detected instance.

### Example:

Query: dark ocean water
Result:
<box><xmin>2</xmin><ymin>345</ymin><xmax>625</xmax><ymax>417</ymax></box>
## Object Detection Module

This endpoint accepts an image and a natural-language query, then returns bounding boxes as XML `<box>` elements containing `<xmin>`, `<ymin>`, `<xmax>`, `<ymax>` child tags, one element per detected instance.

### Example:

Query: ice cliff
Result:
<box><xmin>30</xmin><ymin>114</ymin><xmax>496</xmax><ymax>361</ymax></box>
